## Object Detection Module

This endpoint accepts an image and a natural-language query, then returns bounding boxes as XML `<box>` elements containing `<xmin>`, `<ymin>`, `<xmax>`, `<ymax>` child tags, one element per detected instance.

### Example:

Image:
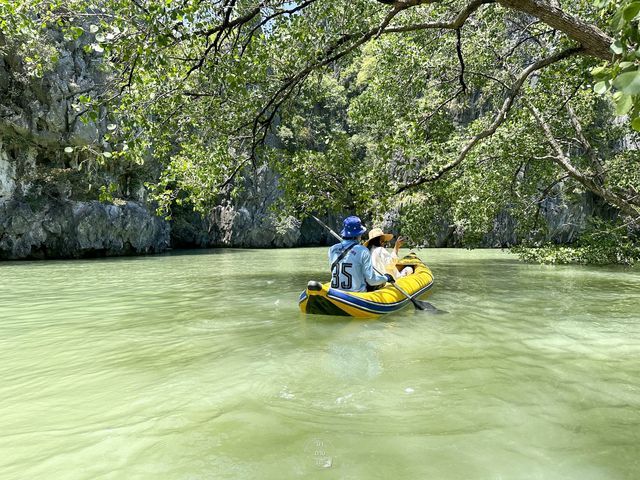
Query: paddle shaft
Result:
<box><xmin>311</xmin><ymin>215</ymin><xmax>343</xmax><ymax>243</ymax></box>
<box><xmin>371</xmin><ymin>265</ymin><xmax>433</xmax><ymax>311</ymax></box>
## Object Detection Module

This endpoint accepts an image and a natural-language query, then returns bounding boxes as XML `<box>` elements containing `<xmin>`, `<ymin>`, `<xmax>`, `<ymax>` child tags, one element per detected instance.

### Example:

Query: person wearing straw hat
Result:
<box><xmin>328</xmin><ymin>216</ymin><xmax>393</xmax><ymax>292</ymax></box>
<box><xmin>364</xmin><ymin>228</ymin><xmax>413</xmax><ymax>280</ymax></box>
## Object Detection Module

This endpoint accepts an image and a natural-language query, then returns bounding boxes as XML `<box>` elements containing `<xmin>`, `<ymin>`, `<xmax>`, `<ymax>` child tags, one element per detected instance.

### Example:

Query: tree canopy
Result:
<box><xmin>2</xmin><ymin>0</ymin><xmax>640</xmax><ymax>262</ymax></box>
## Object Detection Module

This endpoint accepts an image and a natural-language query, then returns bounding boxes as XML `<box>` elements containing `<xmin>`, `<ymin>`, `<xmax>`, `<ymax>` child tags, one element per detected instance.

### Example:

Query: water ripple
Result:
<box><xmin>0</xmin><ymin>249</ymin><xmax>639</xmax><ymax>479</ymax></box>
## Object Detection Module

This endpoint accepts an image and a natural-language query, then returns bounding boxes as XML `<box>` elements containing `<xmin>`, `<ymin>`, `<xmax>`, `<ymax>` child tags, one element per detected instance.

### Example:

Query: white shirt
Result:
<box><xmin>370</xmin><ymin>246</ymin><xmax>398</xmax><ymax>278</ymax></box>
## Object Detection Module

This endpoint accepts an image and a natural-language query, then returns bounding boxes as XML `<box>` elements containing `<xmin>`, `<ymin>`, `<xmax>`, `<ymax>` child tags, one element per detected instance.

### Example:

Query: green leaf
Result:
<box><xmin>614</xmin><ymin>93</ymin><xmax>633</xmax><ymax>115</ymax></box>
<box><xmin>623</xmin><ymin>2</ymin><xmax>640</xmax><ymax>21</ymax></box>
<box><xmin>591</xmin><ymin>66</ymin><xmax>608</xmax><ymax>77</ymax></box>
<box><xmin>611</xmin><ymin>8</ymin><xmax>626</xmax><ymax>31</ymax></box>
<box><xmin>613</xmin><ymin>70</ymin><xmax>640</xmax><ymax>94</ymax></box>
<box><xmin>631</xmin><ymin>116</ymin><xmax>640</xmax><ymax>131</ymax></box>
<box><xmin>593</xmin><ymin>81</ymin><xmax>609</xmax><ymax>94</ymax></box>
<box><xmin>611</xmin><ymin>40</ymin><xmax>624</xmax><ymax>55</ymax></box>
<box><xmin>70</xmin><ymin>26</ymin><xmax>84</xmax><ymax>39</ymax></box>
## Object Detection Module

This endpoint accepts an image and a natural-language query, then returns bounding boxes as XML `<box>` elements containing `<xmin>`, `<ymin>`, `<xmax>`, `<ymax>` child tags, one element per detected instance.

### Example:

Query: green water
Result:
<box><xmin>1</xmin><ymin>248</ymin><xmax>639</xmax><ymax>479</ymax></box>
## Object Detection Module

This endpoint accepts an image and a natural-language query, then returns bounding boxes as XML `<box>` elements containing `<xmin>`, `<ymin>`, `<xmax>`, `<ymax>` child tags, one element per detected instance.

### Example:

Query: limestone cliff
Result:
<box><xmin>0</xmin><ymin>31</ymin><xmax>319</xmax><ymax>259</ymax></box>
<box><xmin>0</xmin><ymin>30</ymin><xmax>169</xmax><ymax>259</ymax></box>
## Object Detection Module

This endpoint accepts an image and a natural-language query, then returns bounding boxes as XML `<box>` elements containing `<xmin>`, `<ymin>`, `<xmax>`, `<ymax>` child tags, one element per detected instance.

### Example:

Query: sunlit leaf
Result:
<box><xmin>613</xmin><ymin>70</ymin><xmax>640</xmax><ymax>94</ymax></box>
<box><xmin>622</xmin><ymin>1</ymin><xmax>640</xmax><ymax>21</ymax></box>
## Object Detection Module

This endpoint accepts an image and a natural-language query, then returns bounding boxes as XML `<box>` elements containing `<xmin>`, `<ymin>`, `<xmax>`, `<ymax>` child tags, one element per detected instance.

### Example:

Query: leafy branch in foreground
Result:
<box><xmin>590</xmin><ymin>0</ymin><xmax>640</xmax><ymax>131</ymax></box>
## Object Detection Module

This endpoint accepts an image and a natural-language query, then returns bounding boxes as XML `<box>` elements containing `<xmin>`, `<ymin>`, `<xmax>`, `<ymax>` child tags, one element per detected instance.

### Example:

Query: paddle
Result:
<box><xmin>371</xmin><ymin>265</ymin><xmax>441</xmax><ymax>312</ymax></box>
<box><xmin>310</xmin><ymin>215</ymin><xmax>344</xmax><ymax>243</ymax></box>
<box><xmin>310</xmin><ymin>215</ymin><xmax>444</xmax><ymax>313</ymax></box>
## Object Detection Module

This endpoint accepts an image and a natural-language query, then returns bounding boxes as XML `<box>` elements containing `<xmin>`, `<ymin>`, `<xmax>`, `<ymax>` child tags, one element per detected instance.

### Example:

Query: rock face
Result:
<box><xmin>481</xmin><ymin>191</ymin><xmax>618</xmax><ymax>248</ymax></box>
<box><xmin>0</xmin><ymin>31</ymin><xmax>329</xmax><ymax>258</ymax></box>
<box><xmin>1</xmin><ymin>33</ymin><xmax>102</xmax><ymax>152</ymax></box>
<box><xmin>0</xmin><ymin>28</ymin><xmax>170</xmax><ymax>260</ymax></box>
<box><xmin>0</xmin><ymin>199</ymin><xmax>169</xmax><ymax>259</ymax></box>
<box><xmin>172</xmin><ymin>206</ymin><xmax>336</xmax><ymax>248</ymax></box>
<box><xmin>171</xmin><ymin>202</ymin><xmax>302</xmax><ymax>248</ymax></box>
<box><xmin>170</xmin><ymin>166</ymin><xmax>334</xmax><ymax>249</ymax></box>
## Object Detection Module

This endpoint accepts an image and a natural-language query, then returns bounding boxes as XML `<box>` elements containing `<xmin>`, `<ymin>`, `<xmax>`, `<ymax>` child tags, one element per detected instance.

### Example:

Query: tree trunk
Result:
<box><xmin>497</xmin><ymin>0</ymin><xmax>613</xmax><ymax>60</ymax></box>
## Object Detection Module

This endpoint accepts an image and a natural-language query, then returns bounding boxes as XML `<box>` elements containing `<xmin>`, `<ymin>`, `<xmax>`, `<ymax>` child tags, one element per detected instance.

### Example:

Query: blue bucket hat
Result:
<box><xmin>340</xmin><ymin>216</ymin><xmax>367</xmax><ymax>238</ymax></box>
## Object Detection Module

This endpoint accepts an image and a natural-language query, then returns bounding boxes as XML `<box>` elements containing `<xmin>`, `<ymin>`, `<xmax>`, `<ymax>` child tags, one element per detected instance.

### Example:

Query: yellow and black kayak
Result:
<box><xmin>298</xmin><ymin>254</ymin><xmax>434</xmax><ymax>319</ymax></box>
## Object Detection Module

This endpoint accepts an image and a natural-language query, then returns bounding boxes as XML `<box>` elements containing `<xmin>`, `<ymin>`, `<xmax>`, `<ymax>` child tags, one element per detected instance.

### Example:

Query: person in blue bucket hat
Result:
<box><xmin>328</xmin><ymin>216</ymin><xmax>393</xmax><ymax>292</ymax></box>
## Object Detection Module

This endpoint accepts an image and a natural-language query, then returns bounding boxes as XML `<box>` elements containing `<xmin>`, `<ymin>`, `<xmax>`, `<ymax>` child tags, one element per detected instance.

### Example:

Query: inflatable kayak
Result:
<box><xmin>298</xmin><ymin>254</ymin><xmax>434</xmax><ymax>318</ymax></box>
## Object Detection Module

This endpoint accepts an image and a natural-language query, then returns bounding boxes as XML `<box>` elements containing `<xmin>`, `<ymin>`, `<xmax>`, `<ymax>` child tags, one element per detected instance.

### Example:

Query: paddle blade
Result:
<box><xmin>411</xmin><ymin>299</ymin><xmax>448</xmax><ymax>314</ymax></box>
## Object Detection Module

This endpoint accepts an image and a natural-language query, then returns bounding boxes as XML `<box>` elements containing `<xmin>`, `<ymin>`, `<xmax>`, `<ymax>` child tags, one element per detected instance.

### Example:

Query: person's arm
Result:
<box><xmin>362</xmin><ymin>248</ymin><xmax>392</xmax><ymax>286</ymax></box>
<box><xmin>392</xmin><ymin>236</ymin><xmax>404</xmax><ymax>259</ymax></box>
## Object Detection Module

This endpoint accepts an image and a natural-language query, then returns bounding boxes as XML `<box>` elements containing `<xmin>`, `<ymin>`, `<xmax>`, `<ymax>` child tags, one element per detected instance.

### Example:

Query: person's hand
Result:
<box><xmin>385</xmin><ymin>274</ymin><xmax>395</xmax><ymax>283</ymax></box>
<box><xmin>395</xmin><ymin>237</ymin><xmax>405</xmax><ymax>250</ymax></box>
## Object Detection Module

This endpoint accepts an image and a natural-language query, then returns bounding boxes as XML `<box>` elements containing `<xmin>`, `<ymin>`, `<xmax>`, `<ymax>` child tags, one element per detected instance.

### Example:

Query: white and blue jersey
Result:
<box><xmin>328</xmin><ymin>240</ymin><xmax>388</xmax><ymax>292</ymax></box>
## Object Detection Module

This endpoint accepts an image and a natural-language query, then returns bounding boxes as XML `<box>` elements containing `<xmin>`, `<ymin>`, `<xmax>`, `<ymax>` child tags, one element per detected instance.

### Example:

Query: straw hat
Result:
<box><xmin>363</xmin><ymin>227</ymin><xmax>393</xmax><ymax>247</ymax></box>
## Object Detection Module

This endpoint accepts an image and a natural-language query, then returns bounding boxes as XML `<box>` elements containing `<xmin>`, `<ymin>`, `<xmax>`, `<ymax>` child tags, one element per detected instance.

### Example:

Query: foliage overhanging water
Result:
<box><xmin>1</xmin><ymin>248</ymin><xmax>639</xmax><ymax>479</ymax></box>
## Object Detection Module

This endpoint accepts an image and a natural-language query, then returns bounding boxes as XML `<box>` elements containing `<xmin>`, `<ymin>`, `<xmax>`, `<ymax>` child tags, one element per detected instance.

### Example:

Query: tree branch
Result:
<box><xmin>531</xmin><ymin>172</ymin><xmax>570</xmax><ymax>230</ymax></box>
<box><xmin>383</xmin><ymin>0</ymin><xmax>496</xmax><ymax>33</ymax></box>
<box><xmin>502</xmin><ymin>28</ymin><xmax>555</xmax><ymax>60</ymax></box>
<box><xmin>184</xmin><ymin>1</ymin><xmax>264</xmax><ymax>78</ymax></box>
<box><xmin>527</xmin><ymin>99</ymin><xmax>640</xmax><ymax>218</ymax></box>
<box><xmin>497</xmin><ymin>0</ymin><xmax>613</xmax><ymax>60</ymax></box>
<box><xmin>383</xmin><ymin>0</ymin><xmax>613</xmax><ymax>61</ymax></box>
<box><xmin>244</xmin><ymin>0</ymin><xmax>494</xmax><ymax>159</ymax></box>
<box><xmin>247</xmin><ymin>2</ymin><xmax>413</xmax><ymax>156</ymax></box>
<box><xmin>456</xmin><ymin>29</ymin><xmax>468</xmax><ymax>94</ymax></box>
<box><xmin>217</xmin><ymin>156</ymin><xmax>251</xmax><ymax>190</ymax></box>
<box><xmin>418</xmin><ymin>88</ymin><xmax>464</xmax><ymax>126</ymax></box>
<box><xmin>395</xmin><ymin>47</ymin><xmax>582</xmax><ymax>194</ymax></box>
<box><xmin>374</xmin><ymin>0</ymin><xmax>440</xmax><ymax>6</ymax></box>
<box><xmin>466</xmin><ymin>70</ymin><xmax>509</xmax><ymax>89</ymax></box>
<box><xmin>563</xmin><ymin>95</ymin><xmax>606</xmax><ymax>181</ymax></box>
<box><xmin>240</xmin><ymin>0</ymin><xmax>319</xmax><ymax>56</ymax></box>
